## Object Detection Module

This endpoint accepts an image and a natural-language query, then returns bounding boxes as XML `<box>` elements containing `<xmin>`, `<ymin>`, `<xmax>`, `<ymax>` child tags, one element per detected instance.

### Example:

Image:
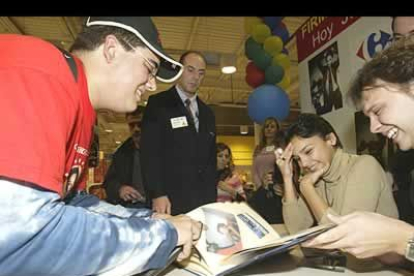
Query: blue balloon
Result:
<box><xmin>248</xmin><ymin>84</ymin><xmax>290</xmax><ymax>123</ymax></box>
<box><xmin>263</xmin><ymin>17</ymin><xmax>283</xmax><ymax>31</ymax></box>
<box><xmin>272</xmin><ymin>25</ymin><xmax>290</xmax><ymax>44</ymax></box>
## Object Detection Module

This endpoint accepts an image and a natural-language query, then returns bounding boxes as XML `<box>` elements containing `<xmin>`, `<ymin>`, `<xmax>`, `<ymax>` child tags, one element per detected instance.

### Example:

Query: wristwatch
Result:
<box><xmin>405</xmin><ymin>234</ymin><xmax>414</xmax><ymax>262</ymax></box>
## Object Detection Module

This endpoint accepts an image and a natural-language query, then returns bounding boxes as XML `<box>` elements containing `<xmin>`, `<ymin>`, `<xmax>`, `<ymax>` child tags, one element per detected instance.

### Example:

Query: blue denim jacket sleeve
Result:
<box><xmin>67</xmin><ymin>193</ymin><xmax>179</xmax><ymax>272</ymax></box>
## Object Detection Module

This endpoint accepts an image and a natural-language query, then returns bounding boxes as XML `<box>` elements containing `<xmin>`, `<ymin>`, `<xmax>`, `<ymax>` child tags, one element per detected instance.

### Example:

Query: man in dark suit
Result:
<box><xmin>141</xmin><ymin>51</ymin><xmax>217</xmax><ymax>215</ymax></box>
<box><xmin>104</xmin><ymin>106</ymin><xmax>149</xmax><ymax>209</ymax></box>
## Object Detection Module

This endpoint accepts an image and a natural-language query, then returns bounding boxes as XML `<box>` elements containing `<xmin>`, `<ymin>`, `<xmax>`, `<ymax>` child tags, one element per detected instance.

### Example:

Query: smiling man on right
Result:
<box><xmin>304</xmin><ymin>36</ymin><xmax>414</xmax><ymax>267</ymax></box>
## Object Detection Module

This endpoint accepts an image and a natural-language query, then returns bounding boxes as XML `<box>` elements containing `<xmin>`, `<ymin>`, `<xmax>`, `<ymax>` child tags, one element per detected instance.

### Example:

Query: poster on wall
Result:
<box><xmin>308</xmin><ymin>42</ymin><xmax>343</xmax><ymax>115</ymax></box>
<box><xmin>354</xmin><ymin>111</ymin><xmax>390</xmax><ymax>169</ymax></box>
<box><xmin>296</xmin><ymin>17</ymin><xmax>392</xmax><ymax>153</ymax></box>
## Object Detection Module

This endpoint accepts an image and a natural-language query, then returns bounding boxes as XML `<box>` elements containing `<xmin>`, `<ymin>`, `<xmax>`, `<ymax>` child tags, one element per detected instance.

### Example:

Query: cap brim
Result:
<box><xmin>151</xmin><ymin>47</ymin><xmax>183</xmax><ymax>83</ymax></box>
<box><xmin>85</xmin><ymin>16</ymin><xmax>183</xmax><ymax>83</ymax></box>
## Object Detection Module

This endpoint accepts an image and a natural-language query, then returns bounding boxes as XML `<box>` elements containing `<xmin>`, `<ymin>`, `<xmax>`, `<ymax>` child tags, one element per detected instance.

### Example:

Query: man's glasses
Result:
<box><xmin>122</xmin><ymin>39</ymin><xmax>159</xmax><ymax>80</ymax></box>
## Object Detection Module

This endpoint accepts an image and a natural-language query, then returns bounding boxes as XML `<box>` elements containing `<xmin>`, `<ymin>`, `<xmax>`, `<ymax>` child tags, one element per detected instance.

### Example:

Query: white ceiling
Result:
<box><xmin>0</xmin><ymin>16</ymin><xmax>308</xmax><ymax>154</ymax></box>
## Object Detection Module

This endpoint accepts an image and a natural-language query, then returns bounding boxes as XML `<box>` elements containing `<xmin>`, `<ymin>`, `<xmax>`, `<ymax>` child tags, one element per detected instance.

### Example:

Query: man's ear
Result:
<box><xmin>102</xmin><ymin>34</ymin><xmax>119</xmax><ymax>64</ymax></box>
<box><xmin>326</xmin><ymin>133</ymin><xmax>337</xmax><ymax>147</ymax></box>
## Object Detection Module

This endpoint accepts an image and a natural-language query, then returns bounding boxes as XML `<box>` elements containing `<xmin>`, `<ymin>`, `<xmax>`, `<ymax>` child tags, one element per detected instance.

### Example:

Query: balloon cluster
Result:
<box><xmin>245</xmin><ymin>17</ymin><xmax>291</xmax><ymax>123</ymax></box>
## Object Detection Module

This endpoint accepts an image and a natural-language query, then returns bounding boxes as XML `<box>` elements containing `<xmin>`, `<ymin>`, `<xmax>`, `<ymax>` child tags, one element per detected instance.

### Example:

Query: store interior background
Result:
<box><xmin>0</xmin><ymin>16</ymin><xmax>392</xmax><ymax>187</ymax></box>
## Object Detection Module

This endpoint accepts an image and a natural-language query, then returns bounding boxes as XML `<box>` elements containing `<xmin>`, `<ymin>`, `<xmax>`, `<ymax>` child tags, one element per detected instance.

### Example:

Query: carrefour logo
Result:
<box><xmin>357</xmin><ymin>30</ymin><xmax>392</xmax><ymax>61</ymax></box>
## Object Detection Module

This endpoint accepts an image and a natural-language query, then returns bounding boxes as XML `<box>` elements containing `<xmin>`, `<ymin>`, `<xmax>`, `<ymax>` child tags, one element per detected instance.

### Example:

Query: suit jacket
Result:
<box><xmin>103</xmin><ymin>137</ymin><xmax>149</xmax><ymax>208</ymax></box>
<box><xmin>141</xmin><ymin>86</ymin><xmax>217</xmax><ymax>215</ymax></box>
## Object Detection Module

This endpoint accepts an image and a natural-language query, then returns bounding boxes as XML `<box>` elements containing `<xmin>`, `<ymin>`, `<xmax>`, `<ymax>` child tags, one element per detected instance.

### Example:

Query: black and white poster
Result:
<box><xmin>308</xmin><ymin>42</ymin><xmax>343</xmax><ymax>115</ymax></box>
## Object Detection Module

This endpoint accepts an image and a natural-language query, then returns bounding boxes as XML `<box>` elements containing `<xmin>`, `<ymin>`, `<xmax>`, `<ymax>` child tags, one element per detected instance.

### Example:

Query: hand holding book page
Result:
<box><xmin>178</xmin><ymin>202</ymin><xmax>334</xmax><ymax>276</ymax></box>
<box><xmin>167</xmin><ymin>214</ymin><xmax>203</xmax><ymax>261</ymax></box>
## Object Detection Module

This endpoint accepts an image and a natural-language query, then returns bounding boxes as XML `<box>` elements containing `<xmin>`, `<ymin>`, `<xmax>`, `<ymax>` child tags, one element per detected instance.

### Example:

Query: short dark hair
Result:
<box><xmin>347</xmin><ymin>36</ymin><xmax>414</xmax><ymax>109</ymax></box>
<box><xmin>179</xmin><ymin>51</ymin><xmax>206</xmax><ymax>65</ymax></box>
<box><xmin>70</xmin><ymin>22</ymin><xmax>145</xmax><ymax>52</ymax></box>
<box><xmin>286</xmin><ymin>113</ymin><xmax>343</xmax><ymax>148</ymax></box>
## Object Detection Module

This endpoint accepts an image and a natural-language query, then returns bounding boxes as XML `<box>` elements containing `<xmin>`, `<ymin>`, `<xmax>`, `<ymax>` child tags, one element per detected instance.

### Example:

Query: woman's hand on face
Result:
<box><xmin>274</xmin><ymin>143</ymin><xmax>294</xmax><ymax>179</ymax></box>
<box><xmin>299</xmin><ymin>163</ymin><xmax>329</xmax><ymax>188</ymax></box>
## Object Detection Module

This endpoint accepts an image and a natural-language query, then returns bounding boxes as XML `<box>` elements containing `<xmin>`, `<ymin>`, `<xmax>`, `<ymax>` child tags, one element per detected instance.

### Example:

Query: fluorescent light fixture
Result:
<box><xmin>240</xmin><ymin>125</ymin><xmax>248</xmax><ymax>135</ymax></box>
<box><xmin>221</xmin><ymin>66</ymin><xmax>237</xmax><ymax>74</ymax></box>
<box><xmin>115</xmin><ymin>141</ymin><xmax>121</xmax><ymax>144</ymax></box>
<box><xmin>220</xmin><ymin>54</ymin><xmax>237</xmax><ymax>75</ymax></box>
<box><xmin>105</xmin><ymin>129</ymin><xmax>113</xmax><ymax>133</ymax></box>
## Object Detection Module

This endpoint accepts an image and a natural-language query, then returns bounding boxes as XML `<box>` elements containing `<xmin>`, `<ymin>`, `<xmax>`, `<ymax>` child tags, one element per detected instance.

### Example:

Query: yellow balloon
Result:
<box><xmin>244</xmin><ymin>17</ymin><xmax>263</xmax><ymax>35</ymax></box>
<box><xmin>264</xmin><ymin>36</ymin><xmax>283</xmax><ymax>56</ymax></box>
<box><xmin>252</xmin><ymin>24</ymin><xmax>271</xmax><ymax>44</ymax></box>
<box><xmin>277</xmin><ymin>73</ymin><xmax>291</xmax><ymax>90</ymax></box>
<box><xmin>272</xmin><ymin>53</ymin><xmax>290</xmax><ymax>71</ymax></box>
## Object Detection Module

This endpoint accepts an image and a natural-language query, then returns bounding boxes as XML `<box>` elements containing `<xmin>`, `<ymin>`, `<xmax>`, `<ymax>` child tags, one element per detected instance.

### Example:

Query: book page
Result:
<box><xmin>185</xmin><ymin>202</ymin><xmax>280</xmax><ymax>270</ymax></box>
<box><xmin>179</xmin><ymin>251</ymin><xmax>237</xmax><ymax>276</ymax></box>
<box><xmin>231</xmin><ymin>222</ymin><xmax>336</xmax><ymax>255</ymax></box>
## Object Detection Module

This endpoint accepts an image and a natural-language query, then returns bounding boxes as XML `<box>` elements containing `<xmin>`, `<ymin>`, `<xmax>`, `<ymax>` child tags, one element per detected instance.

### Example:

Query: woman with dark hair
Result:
<box><xmin>275</xmin><ymin>113</ymin><xmax>398</xmax><ymax>234</ymax></box>
<box><xmin>216</xmin><ymin>142</ymin><xmax>246</xmax><ymax>202</ymax></box>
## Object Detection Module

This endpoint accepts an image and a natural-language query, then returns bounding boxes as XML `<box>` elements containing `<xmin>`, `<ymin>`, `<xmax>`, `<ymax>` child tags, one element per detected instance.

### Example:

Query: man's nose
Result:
<box><xmin>369</xmin><ymin>115</ymin><xmax>382</xmax><ymax>134</ymax></box>
<box><xmin>146</xmin><ymin>77</ymin><xmax>157</xmax><ymax>92</ymax></box>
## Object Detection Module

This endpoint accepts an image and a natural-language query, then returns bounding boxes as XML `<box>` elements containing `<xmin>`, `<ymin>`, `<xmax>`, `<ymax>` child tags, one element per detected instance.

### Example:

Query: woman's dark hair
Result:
<box><xmin>286</xmin><ymin>113</ymin><xmax>343</xmax><ymax>148</ymax></box>
<box><xmin>70</xmin><ymin>23</ymin><xmax>145</xmax><ymax>52</ymax></box>
<box><xmin>217</xmin><ymin>142</ymin><xmax>234</xmax><ymax>181</ymax></box>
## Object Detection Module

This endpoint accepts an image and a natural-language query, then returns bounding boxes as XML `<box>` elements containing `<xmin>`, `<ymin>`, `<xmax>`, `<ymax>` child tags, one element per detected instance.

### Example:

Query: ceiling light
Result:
<box><xmin>220</xmin><ymin>54</ymin><xmax>237</xmax><ymax>75</ymax></box>
<box><xmin>105</xmin><ymin>129</ymin><xmax>113</xmax><ymax>133</ymax></box>
<box><xmin>115</xmin><ymin>141</ymin><xmax>121</xmax><ymax>144</ymax></box>
<box><xmin>240</xmin><ymin>125</ymin><xmax>248</xmax><ymax>135</ymax></box>
<box><xmin>221</xmin><ymin>66</ymin><xmax>237</xmax><ymax>74</ymax></box>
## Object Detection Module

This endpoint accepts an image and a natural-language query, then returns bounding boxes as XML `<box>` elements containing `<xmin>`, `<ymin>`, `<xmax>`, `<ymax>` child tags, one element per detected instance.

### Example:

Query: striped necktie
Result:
<box><xmin>185</xmin><ymin>98</ymin><xmax>195</xmax><ymax>126</ymax></box>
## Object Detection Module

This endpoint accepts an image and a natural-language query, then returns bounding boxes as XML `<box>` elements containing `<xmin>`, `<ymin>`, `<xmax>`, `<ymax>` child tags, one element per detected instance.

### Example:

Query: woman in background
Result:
<box><xmin>249</xmin><ymin>130</ymin><xmax>294</xmax><ymax>224</ymax></box>
<box><xmin>216</xmin><ymin>142</ymin><xmax>246</xmax><ymax>202</ymax></box>
<box><xmin>251</xmin><ymin>117</ymin><xmax>282</xmax><ymax>190</ymax></box>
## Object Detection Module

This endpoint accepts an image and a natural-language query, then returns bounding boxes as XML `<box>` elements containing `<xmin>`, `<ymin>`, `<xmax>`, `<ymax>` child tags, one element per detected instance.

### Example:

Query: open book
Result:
<box><xmin>173</xmin><ymin>201</ymin><xmax>335</xmax><ymax>276</ymax></box>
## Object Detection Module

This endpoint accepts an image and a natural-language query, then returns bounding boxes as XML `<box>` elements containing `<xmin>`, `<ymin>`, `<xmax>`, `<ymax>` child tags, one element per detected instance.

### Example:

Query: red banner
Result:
<box><xmin>296</xmin><ymin>16</ymin><xmax>361</xmax><ymax>62</ymax></box>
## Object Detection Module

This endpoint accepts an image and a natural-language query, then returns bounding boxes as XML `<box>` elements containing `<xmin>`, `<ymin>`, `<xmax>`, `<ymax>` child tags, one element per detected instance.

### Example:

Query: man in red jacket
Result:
<box><xmin>0</xmin><ymin>16</ymin><xmax>201</xmax><ymax>276</ymax></box>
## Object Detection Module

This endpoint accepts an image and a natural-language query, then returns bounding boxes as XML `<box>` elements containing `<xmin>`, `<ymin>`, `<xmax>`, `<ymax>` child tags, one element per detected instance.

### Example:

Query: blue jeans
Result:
<box><xmin>0</xmin><ymin>179</ymin><xmax>177</xmax><ymax>276</ymax></box>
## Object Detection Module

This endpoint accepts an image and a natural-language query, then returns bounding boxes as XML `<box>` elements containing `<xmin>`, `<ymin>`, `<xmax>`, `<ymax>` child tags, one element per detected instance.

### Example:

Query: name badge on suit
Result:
<box><xmin>170</xmin><ymin>116</ymin><xmax>189</xmax><ymax>129</ymax></box>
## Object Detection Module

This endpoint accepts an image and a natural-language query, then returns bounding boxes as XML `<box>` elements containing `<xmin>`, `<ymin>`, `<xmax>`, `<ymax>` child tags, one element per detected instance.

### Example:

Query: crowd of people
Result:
<box><xmin>3</xmin><ymin>15</ymin><xmax>414</xmax><ymax>276</ymax></box>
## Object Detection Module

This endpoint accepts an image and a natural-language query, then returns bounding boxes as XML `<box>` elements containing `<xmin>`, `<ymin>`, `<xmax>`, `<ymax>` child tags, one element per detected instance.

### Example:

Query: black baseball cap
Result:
<box><xmin>85</xmin><ymin>16</ymin><xmax>183</xmax><ymax>83</ymax></box>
